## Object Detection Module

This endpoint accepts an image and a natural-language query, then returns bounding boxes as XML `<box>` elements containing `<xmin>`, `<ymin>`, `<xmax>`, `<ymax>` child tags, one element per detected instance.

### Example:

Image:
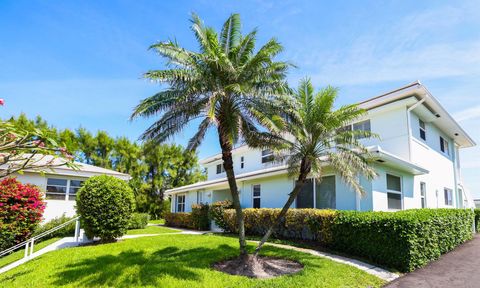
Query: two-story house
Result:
<box><xmin>165</xmin><ymin>81</ymin><xmax>476</xmax><ymax>213</ymax></box>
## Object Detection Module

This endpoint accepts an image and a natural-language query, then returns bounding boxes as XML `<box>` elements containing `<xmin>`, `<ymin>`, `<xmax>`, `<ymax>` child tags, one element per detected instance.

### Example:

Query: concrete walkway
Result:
<box><xmin>385</xmin><ymin>234</ymin><xmax>480</xmax><ymax>288</ymax></box>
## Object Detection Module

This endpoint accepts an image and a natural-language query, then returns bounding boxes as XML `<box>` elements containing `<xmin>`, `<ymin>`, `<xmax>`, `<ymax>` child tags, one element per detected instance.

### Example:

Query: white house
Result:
<box><xmin>166</xmin><ymin>81</ymin><xmax>476</xmax><ymax>213</ymax></box>
<box><xmin>5</xmin><ymin>156</ymin><xmax>130</xmax><ymax>221</ymax></box>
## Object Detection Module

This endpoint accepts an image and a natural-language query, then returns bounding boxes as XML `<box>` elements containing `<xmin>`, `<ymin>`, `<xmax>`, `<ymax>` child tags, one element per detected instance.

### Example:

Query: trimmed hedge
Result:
<box><xmin>128</xmin><ymin>213</ymin><xmax>150</xmax><ymax>229</ymax></box>
<box><xmin>212</xmin><ymin>208</ymin><xmax>474</xmax><ymax>272</ymax></box>
<box><xmin>164</xmin><ymin>212</ymin><xmax>193</xmax><ymax>229</ymax></box>
<box><xmin>33</xmin><ymin>214</ymin><xmax>76</xmax><ymax>240</ymax></box>
<box><xmin>191</xmin><ymin>203</ymin><xmax>210</xmax><ymax>230</ymax></box>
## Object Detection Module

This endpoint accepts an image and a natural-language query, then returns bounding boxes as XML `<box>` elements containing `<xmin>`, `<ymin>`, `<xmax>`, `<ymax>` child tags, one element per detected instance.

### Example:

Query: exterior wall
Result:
<box><xmin>239</xmin><ymin>175</ymin><xmax>294</xmax><ymax>209</ymax></box>
<box><xmin>371</xmin><ymin>165</ymin><xmax>415</xmax><ymax>211</ymax></box>
<box><xmin>409</xmin><ymin>111</ymin><xmax>458</xmax><ymax>208</ymax></box>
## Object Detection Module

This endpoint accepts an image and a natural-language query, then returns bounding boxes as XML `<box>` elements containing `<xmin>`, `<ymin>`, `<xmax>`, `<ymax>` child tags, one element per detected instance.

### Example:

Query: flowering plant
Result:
<box><xmin>0</xmin><ymin>177</ymin><xmax>45</xmax><ymax>250</ymax></box>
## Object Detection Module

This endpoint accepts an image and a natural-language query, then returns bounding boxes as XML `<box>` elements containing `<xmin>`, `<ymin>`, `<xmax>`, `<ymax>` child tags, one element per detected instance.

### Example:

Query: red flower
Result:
<box><xmin>0</xmin><ymin>98</ymin><xmax>4</xmax><ymax>106</ymax></box>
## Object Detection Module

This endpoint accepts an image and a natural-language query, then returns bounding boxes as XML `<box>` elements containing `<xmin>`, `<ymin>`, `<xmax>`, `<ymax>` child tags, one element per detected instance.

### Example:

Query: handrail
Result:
<box><xmin>0</xmin><ymin>216</ymin><xmax>81</xmax><ymax>258</ymax></box>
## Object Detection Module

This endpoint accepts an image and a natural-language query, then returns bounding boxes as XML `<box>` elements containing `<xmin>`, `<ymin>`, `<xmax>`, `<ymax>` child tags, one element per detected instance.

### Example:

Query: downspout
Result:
<box><xmin>406</xmin><ymin>97</ymin><xmax>426</xmax><ymax>161</ymax></box>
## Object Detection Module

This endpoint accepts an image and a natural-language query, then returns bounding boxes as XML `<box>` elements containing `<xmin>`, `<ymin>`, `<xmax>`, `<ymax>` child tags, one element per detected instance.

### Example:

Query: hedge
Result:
<box><xmin>164</xmin><ymin>212</ymin><xmax>194</xmax><ymax>229</ymax></box>
<box><xmin>475</xmin><ymin>209</ymin><xmax>480</xmax><ymax>232</ymax></box>
<box><xmin>33</xmin><ymin>214</ymin><xmax>76</xmax><ymax>240</ymax></box>
<box><xmin>164</xmin><ymin>204</ymin><xmax>211</xmax><ymax>231</ymax></box>
<box><xmin>127</xmin><ymin>213</ymin><xmax>150</xmax><ymax>229</ymax></box>
<box><xmin>212</xmin><ymin>208</ymin><xmax>474</xmax><ymax>272</ymax></box>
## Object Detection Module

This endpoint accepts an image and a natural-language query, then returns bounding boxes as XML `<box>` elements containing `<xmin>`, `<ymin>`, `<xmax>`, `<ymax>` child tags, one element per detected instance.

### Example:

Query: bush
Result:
<box><xmin>164</xmin><ymin>212</ymin><xmax>193</xmax><ymax>229</ymax></box>
<box><xmin>33</xmin><ymin>214</ymin><xmax>76</xmax><ymax>240</ymax></box>
<box><xmin>475</xmin><ymin>209</ymin><xmax>480</xmax><ymax>232</ymax></box>
<box><xmin>209</xmin><ymin>200</ymin><xmax>233</xmax><ymax>231</ymax></box>
<box><xmin>76</xmin><ymin>175</ymin><xmax>135</xmax><ymax>242</ymax></box>
<box><xmin>212</xmin><ymin>208</ymin><xmax>474</xmax><ymax>272</ymax></box>
<box><xmin>128</xmin><ymin>213</ymin><xmax>150</xmax><ymax>229</ymax></box>
<box><xmin>191</xmin><ymin>203</ymin><xmax>210</xmax><ymax>230</ymax></box>
<box><xmin>0</xmin><ymin>178</ymin><xmax>45</xmax><ymax>250</ymax></box>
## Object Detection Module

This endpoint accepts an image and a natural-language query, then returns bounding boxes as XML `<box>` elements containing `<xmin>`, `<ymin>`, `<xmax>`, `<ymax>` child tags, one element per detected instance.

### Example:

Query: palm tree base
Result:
<box><xmin>213</xmin><ymin>254</ymin><xmax>303</xmax><ymax>279</ymax></box>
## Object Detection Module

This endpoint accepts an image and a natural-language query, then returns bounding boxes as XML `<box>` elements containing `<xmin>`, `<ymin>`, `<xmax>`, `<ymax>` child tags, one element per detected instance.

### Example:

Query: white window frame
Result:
<box><xmin>196</xmin><ymin>191</ymin><xmax>204</xmax><ymax>204</ymax></box>
<box><xmin>252</xmin><ymin>184</ymin><xmax>261</xmax><ymax>208</ymax></box>
<box><xmin>68</xmin><ymin>180</ymin><xmax>84</xmax><ymax>201</ymax></box>
<box><xmin>261</xmin><ymin>150</ymin><xmax>274</xmax><ymax>164</ymax></box>
<box><xmin>386</xmin><ymin>173</ymin><xmax>403</xmax><ymax>210</ymax></box>
<box><xmin>440</xmin><ymin>136</ymin><xmax>450</xmax><ymax>155</ymax></box>
<box><xmin>420</xmin><ymin>182</ymin><xmax>427</xmax><ymax>208</ymax></box>
<box><xmin>216</xmin><ymin>163</ymin><xmax>225</xmax><ymax>174</ymax></box>
<box><xmin>46</xmin><ymin>178</ymin><xmax>68</xmax><ymax>200</ymax></box>
<box><xmin>419</xmin><ymin>119</ymin><xmax>426</xmax><ymax>141</ymax></box>
<box><xmin>240</xmin><ymin>156</ymin><xmax>245</xmax><ymax>169</ymax></box>
<box><xmin>352</xmin><ymin>119</ymin><xmax>371</xmax><ymax>139</ymax></box>
<box><xmin>444</xmin><ymin>188</ymin><xmax>453</xmax><ymax>206</ymax></box>
<box><xmin>176</xmin><ymin>194</ymin><xmax>186</xmax><ymax>212</ymax></box>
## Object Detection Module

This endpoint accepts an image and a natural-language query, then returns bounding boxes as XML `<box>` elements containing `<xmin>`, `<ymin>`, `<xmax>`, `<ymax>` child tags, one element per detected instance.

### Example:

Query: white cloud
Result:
<box><xmin>454</xmin><ymin>105</ymin><xmax>480</xmax><ymax>122</ymax></box>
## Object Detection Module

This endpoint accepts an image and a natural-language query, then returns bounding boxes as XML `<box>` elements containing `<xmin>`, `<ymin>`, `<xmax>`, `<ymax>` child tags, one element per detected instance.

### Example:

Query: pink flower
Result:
<box><xmin>0</xmin><ymin>99</ymin><xmax>4</xmax><ymax>106</ymax></box>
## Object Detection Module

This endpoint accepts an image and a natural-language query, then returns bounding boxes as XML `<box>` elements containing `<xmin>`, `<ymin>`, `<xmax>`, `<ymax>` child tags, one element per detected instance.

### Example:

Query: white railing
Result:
<box><xmin>0</xmin><ymin>217</ymin><xmax>81</xmax><ymax>259</ymax></box>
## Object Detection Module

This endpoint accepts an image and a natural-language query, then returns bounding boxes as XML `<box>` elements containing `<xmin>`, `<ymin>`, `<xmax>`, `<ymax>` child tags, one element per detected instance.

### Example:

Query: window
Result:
<box><xmin>196</xmin><ymin>191</ymin><xmax>203</xmax><ymax>204</ymax></box>
<box><xmin>252</xmin><ymin>184</ymin><xmax>261</xmax><ymax>208</ymax></box>
<box><xmin>444</xmin><ymin>188</ymin><xmax>453</xmax><ymax>206</ymax></box>
<box><xmin>68</xmin><ymin>180</ymin><xmax>84</xmax><ymax>201</ymax></box>
<box><xmin>420</xmin><ymin>182</ymin><xmax>426</xmax><ymax>208</ymax></box>
<box><xmin>419</xmin><ymin>119</ymin><xmax>426</xmax><ymax>141</ymax></box>
<box><xmin>46</xmin><ymin>178</ymin><xmax>68</xmax><ymax>200</ymax></box>
<box><xmin>440</xmin><ymin>136</ymin><xmax>449</xmax><ymax>155</ymax></box>
<box><xmin>352</xmin><ymin>120</ymin><xmax>371</xmax><ymax>139</ymax></box>
<box><xmin>386</xmin><ymin>174</ymin><xmax>402</xmax><ymax>210</ymax></box>
<box><xmin>240</xmin><ymin>156</ymin><xmax>245</xmax><ymax>169</ymax></box>
<box><xmin>296</xmin><ymin>177</ymin><xmax>336</xmax><ymax>209</ymax></box>
<box><xmin>261</xmin><ymin>149</ymin><xmax>274</xmax><ymax>163</ymax></box>
<box><xmin>216</xmin><ymin>164</ymin><xmax>225</xmax><ymax>174</ymax></box>
<box><xmin>176</xmin><ymin>194</ymin><xmax>186</xmax><ymax>212</ymax></box>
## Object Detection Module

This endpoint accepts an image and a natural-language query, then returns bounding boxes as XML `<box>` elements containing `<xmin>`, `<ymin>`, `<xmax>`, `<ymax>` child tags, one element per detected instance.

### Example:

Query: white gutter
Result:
<box><xmin>406</xmin><ymin>97</ymin><xmax>426</xmax><ymax>161</ymax></box>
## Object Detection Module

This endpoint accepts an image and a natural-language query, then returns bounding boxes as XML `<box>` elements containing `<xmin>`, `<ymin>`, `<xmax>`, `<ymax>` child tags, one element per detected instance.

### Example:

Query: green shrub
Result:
<box><xmin>219</xmin><ymin>208</ymin><xmax>337</xmax><ymax>244</ymax></box>
<box><xmin>330</xmin><ymin>209</ymin><xmax>473</xmax><ymax>272</ymax></box>
<box><xmin>164</xmin><ymin>212</ymin><xmax>193</xmax><ymax>229</ymax></box>
<box><xmin>475</xmin><ymin>209</ymin><xmax>480</xmax><ymax>232</ymax></box>
<box><xmin>212</xmin><ymin>208</ymin><xmax>474</xmax><ymax>272</ymax></box>
<box><xmin>33</xmin><ymin>214</ymin><xmax>76</xmax><ymax>240</ymax></box>
<box><xmin>127</xmin><ymin>213</ymin><xmax>150</xmax><ymax>229</ymax></box>
<box><xmin>191</xmin><ymin>203</ymin><xmax>210</xmax><ymax>230</ymax></box>
<box><xmin>76</xmin><ymin>175</ymin><xmax>135</xmax><ymax>242</ymax></box>
<box><xmin>209</xmin><ymin>200</ymin><xmax>233</xmax><ymax>231</ymax></box>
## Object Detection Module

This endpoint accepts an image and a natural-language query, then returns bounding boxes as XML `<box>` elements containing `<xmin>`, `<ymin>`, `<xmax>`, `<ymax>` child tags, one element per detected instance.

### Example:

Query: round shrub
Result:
<box><xmin>127</xmin><ymin>213</ymin><xmax>150</xmax><ymax>229</ymax></box>
<box><xmin>0</xmin><ymin>177</ymin><xmax>45</xmax><ymax>250</ymax></box>
<box><xmin>76</xmin><ymin>175</ymin><xmax>135</xmax><ymax>242</ymax></box>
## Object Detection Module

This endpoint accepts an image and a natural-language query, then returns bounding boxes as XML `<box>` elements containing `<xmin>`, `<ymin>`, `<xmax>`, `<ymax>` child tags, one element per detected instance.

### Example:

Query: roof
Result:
<box><xmin>166</xmin><ymin>145</ymin><xmax>428</xmax><ymax>194</ymax></box>
<box><xmin>1</xmin><ymin>154</ymin><xmax>130</xmax><ymax>180</ymax></box>
<box><xmin>199</xmin><ymin>81</ymin><xmax>475</xmax><ymax>164</ymax></box>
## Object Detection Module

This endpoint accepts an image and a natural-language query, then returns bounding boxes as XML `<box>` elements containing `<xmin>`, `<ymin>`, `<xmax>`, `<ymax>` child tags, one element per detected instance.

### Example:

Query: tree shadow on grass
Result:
<box><xmin>52</xmin><ymin>244</ymin><xmax>238</xmax><ymax>287</ymax></box>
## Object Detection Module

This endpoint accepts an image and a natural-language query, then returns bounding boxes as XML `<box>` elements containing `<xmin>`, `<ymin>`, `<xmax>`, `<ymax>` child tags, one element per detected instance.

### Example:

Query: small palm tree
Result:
<box><xmin>131</xmin><ymin>13</ymin><xmax>290</xmax><ymax>257</ymax></box>
<box><xmin>253</xmin><ymin>78</ymin><xmax>378</xmax><ymax>254</ymax></box>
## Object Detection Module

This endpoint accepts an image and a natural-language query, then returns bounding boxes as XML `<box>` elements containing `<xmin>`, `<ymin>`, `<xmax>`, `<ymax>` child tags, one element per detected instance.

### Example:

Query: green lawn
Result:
<box><xmin>0</xmin><ymin>237</ymin><xmax>61</xmax><ymax>269</ymax></box>
<box><xmin>126</xmin><ymin>225</ymin><xmax>179</xmax><ymax>235</ymax></box>
<box><xmin>0</xmin><ymin>234</ymin><xmax>384</xmax><ymax>287</ymax></box>
<box><xmin>148</xmin><ymin>219</ymin><xmax>165</xmax><ymax>225</ymax></box>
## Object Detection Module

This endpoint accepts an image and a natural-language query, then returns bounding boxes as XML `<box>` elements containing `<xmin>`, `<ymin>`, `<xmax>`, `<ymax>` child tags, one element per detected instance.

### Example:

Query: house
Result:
<box><xmin>166</xmin><ymin>81</ymin><xmax>476</xmax><ymax>213</ymax></box>
<box><xmin>5</xmin><ymin>155</ymin><xmax>130</xmax><ymax>221</ymax></box>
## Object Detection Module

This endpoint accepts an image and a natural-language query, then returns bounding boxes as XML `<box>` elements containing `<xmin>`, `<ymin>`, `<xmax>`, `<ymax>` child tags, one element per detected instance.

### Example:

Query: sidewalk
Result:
<box><xmin>385</xmin><ymin>234</ymin><xmax>480</xmax><ymax>288</ymax></box>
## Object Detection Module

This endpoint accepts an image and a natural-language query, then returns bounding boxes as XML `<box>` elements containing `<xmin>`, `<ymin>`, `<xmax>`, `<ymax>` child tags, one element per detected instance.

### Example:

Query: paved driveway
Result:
<box><xmin>384</xmin><ymin>234</ymin><xmax>480</xmax><ymax>288</ymax></box>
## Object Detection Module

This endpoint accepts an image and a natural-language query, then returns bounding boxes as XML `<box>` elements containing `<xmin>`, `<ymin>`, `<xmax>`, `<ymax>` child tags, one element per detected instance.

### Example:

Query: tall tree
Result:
<box><xmin>131</xmin><ymin>13</ymin><xmax>290</xmax><ymax>257</ymax></box>
<box><xmin>252</xmin><ymin>79</ymin><xmax>378</xmax><ymax>255</ymax></box>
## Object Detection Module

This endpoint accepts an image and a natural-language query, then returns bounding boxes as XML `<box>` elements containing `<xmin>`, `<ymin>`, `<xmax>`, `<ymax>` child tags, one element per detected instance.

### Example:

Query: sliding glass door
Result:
<box><xmin>296</xmin><ymin>176</ymin><xmax>336</xmax><ymax>209</ymax></box>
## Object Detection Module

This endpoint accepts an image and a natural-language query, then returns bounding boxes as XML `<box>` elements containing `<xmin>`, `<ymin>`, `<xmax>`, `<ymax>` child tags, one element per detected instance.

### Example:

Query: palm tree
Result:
<box><xmin>131</xmin><ymin>13</ymin><xmax>290</xmax><ymax>258</ymax></box>
<box><xmin>252</xmin><ymin>78</ymin><xmax>378</xmax><ymax>255</ymax></box>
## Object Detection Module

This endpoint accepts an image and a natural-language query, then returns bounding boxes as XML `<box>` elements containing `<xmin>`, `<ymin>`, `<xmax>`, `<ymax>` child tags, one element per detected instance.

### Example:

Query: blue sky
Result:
<box><xmin>1</xmin><ymin>1</ymin><xmax>479</xmax><ymax>196</ymax></box>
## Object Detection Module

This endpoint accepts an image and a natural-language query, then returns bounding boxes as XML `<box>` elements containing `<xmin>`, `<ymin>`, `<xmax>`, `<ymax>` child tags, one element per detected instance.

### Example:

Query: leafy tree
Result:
<box><xmin>252</xmin><ymin>79</ymin><xmax>378</xmax><ymax>255</ymax></box>
<box><xmin>131</xmin><ymin>13</ymin><xmax>290</xmax><ymax>257</ymax></box>
<box><xmin>76</xmin><ymin>127</ymin><xmax>96</xmax><ymax>164</ymax></box>
<box><xmin>92</xmin><ymin>131</ymin><xmax>115</xmax><ymax>168</ymax></box>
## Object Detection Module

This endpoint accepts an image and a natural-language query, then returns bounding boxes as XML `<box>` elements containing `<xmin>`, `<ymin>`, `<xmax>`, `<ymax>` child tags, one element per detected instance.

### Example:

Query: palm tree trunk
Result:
<box><xmin>254</xmin><ymin>159</ymin><xmax>311</xmax><ymax>255</ymax></box>
<box><xmin>218</xmin><ymin>133</ymin><xmax>248</xmax><ymax>257</ymax></box>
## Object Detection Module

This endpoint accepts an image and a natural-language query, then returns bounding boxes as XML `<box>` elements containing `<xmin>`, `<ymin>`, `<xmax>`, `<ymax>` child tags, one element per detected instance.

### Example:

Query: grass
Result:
<box><xmin>0</xmin><ymin>237</ymin><xmax>61</xmax><ymax>269</ymax></box>
<box><xmin>126</xmin><ymin>225</ymin><xmax>179</xmax><ymax>235</ymax></box>
<box><xmin>0</xmin><ymin>234</ymin><xmax>384</xmax><ymax>287</ymax></box>
<box><xmin>148</xmin><ymin>219</ymin><xmax>165</xmax><ymax>225</ymax></box>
